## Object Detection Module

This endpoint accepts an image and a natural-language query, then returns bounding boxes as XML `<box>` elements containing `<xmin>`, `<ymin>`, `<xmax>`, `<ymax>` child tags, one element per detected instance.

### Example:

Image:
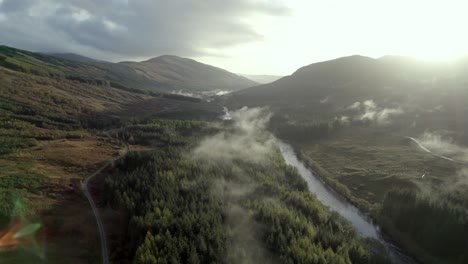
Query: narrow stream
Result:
<box><xmin>277</xmin><ymin>141</ymin><xmax>416</xmax><ymax>264</ymax></box>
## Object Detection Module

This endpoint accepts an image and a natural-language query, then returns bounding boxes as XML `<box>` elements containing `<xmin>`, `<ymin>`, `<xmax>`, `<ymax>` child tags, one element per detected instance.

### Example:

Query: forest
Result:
<box><xmin>104</xmin><ymin>116</ymin><xmax>392</xmax><ymax>264</ymax></box>
<box><xmin>379</xmin><ymin>189</ymin><xmax>468</xmax><ymax>264</ymax></box>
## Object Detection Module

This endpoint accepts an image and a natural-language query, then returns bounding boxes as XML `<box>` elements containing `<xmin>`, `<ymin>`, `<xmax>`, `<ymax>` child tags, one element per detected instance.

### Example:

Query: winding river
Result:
<box><xmin>277</xmin><ymin>141</ymin><xmax>416</xmax><ymax>264</ymax></box>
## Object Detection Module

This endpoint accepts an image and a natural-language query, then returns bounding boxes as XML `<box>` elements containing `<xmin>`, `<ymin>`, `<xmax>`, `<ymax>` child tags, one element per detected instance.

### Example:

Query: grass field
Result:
<box><xmin>295</xmin><ymin>127</ymin><xmax>460</xmax><ymax>207</ymax></box>
<box><xmin>0</xmin><ymin>136</ymin><xmax>122</xmax><ymax>263</ymax></box>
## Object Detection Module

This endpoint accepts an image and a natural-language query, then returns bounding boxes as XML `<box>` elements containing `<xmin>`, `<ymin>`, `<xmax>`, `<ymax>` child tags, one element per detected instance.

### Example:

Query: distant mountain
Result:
<box><xmin>0</xmin><ymin>45</ymin><xmax>255</xmax><ymax>93</ymax></box>
<box><xmin>48</xmin><ymin>53</ymin><xmax>105</xmax><ymax>63</ymax></box>
<box><xmin>239</xmin><ymin>74</ymin><xmax>283</xmax><ymax>84</ymax></box>
<box><xmin>231</xmin><ymin>55</ymin><xmax>388</xmax><ymax>107</ymax></box>
<box><xmin>120</xmin><ymin>55</ymin><xmax>257</xmax><ymax>92</ymax></box>
<box><xmin>226</xmin><ymin>55</ymin><xmax>468</xmax><ymax>132</ymax></box>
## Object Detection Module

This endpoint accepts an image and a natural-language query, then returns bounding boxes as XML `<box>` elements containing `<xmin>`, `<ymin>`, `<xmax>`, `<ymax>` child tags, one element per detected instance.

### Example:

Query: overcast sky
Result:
<box><xmin>1</xmin><ymin>0</ymin><xmax>467</xmax><ymax>75</ymax></box>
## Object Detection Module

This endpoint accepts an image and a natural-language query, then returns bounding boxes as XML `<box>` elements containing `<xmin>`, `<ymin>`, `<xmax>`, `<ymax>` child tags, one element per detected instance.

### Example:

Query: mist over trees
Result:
<box><xmin>104</xmin><ymin>111</ymin><xmax>392</xmax><ymax>263</ymax></box>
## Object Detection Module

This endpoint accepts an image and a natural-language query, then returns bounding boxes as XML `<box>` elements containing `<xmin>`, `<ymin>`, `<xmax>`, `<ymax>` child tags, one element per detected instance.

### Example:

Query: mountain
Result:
<box><xmin>0</xmin><ymin>45</ymin><xmax>255</xmax><ymax>93</ymax></box>
<box><xmin>226</xmin><ymin>55</ymin><xmax>468</xmax><ymax>134</ymax></box>
<box><xmin>119</xmin><ymin>55</ymin><xmax>257</xmax><ymax>92</ymax></box>
<box><xmin>0</xmin><ymin>44</ymin><xmax>224</xmax><ymax>132</ymax></box>
<box><xmin>239</xmin><ymin>74</ymin><xmax>283</xmax><ymax>84</ymax></box>
<box><xmin>231</xmin><ymin>55</ymin><xmax>389</xmax><ymax>107</ymax></box>
<box><xmin>48</xmin><ymin>53</ymin><xmax>105</xmax><ymax>63</ymax></box>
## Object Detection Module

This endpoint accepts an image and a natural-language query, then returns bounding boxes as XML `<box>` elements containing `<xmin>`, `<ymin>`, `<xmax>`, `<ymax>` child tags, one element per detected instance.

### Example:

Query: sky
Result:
<box><xmin>1</xmin><ymin>0</ymin><xmax>467</xmax><ymax>75</ymax></box>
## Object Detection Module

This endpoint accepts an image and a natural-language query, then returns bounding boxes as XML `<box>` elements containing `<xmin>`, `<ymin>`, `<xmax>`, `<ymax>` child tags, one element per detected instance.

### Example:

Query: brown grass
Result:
<box><xmin>0</xmin><ymin>136</ymin><xmax>123</xmax><ymax>263</ymax></box>
<box><xmin>31</xmin><ymin>138</ymin><xmax>120</xmax><ymax>177</ymax></box>
<box><xmin>298</xmin><ymin>127</ymin><xmax>459</xmax><ymax>206</ymax></box>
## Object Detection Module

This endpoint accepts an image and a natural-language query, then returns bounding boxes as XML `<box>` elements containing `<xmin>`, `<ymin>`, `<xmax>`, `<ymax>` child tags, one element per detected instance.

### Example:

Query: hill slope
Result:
<box><xmin>0</xmin><ymin>45</ymin><xmax>255</xmax><ymax>93</ymax></box>
<box><xmin>120</xmin><ymin>55</ymin><xmax>257</xmax><ymax>92</ymax></box>
<box><xmin>48</xmin><ymin>53</ymin><xmax>104</xmax><ymax>63</ymax></box>
<box><xmin>227</xmin><ymin>55</ymin><xmax>468</xmax><ymax>132</ymax></box>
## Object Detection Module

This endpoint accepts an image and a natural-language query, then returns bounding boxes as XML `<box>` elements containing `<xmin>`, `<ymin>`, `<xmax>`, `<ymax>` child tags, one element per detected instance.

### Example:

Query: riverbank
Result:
<box><xmin>277</xmin><ymin>140</ymin><xmax>416</xmax><ymax>264</ymax></box>
<box><xmin>286</xmin><ymin>133</ymin><xmax>466</xmax><ymax>264</ymax></box>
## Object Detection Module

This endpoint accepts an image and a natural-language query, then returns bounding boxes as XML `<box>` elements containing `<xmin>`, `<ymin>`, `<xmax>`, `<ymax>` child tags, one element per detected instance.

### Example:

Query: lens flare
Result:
<box><xmin>0</xmin><ymin>221</ymin><xmax>23</xmax><ymax>248</ymax></box>
<box><xmin>14</xmin><ymin>223</ymin><xmax>42</xmax><ymax>239</ymax></box>
<box><xmin>0</xmin><ymin>197</ymin><xmax>44</xmax><ymax>259</ymax></box>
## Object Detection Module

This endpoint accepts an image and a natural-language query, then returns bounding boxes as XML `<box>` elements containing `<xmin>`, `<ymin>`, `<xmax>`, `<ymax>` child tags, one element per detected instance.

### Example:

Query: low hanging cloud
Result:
<box><xmin>418</xmin><ymin>132</ymin><xmax>468</xmax><ymax>163</ymax></box>
<box><xmin>0</xmin><ymin>0</ymin><xmax>291</xmax><ymax>61</ymax></box>
<box><xmin>334</xmin><ymin>116</ymin><xmax>350</xmax><ymax>125</ymax></box>
<box><xmin>347</xmin><ymin>99</ymin><xmax>403</xmax><ymax>125</ymax></box>
<box><xmin>192</xmin><ymin>107</ymin><xmax>276</xmax><ymax>263</ymax></box>
<box><xmin>453</xmin><ymin>169</ymin><xmax>468</xmax><ymax>189</ymax></box>
<box><xmin>192</xmin><ymin>107</ymin><xmax>275</xmax><ymax>164</ymax></box>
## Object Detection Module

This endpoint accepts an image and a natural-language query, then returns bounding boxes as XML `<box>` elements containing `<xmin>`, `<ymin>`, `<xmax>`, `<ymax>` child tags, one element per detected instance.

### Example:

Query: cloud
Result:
<box><xmin>348</xmin><ymin>101</ymin><xmax>361</xmax><ymax>110</ymax></box>
<box><xmin>320</xmin><ymin>95</ymin><xmax>330</xmax><ymax>104</ymax></box>
<box><xmin>363</xmin><ymin>100</ymin><xmax>376</xmax><ymax>109</ymax></box>
<box><xmin>192</xmin><ymin>107</ymin><xmax>276</xmax><ymax>262</ymax></box>
<box><xmin>192</xmin><ymin>107</ymin><xmax>274</xmax><ymax>163</ymax></box>
<box><xmin>453</xmin><ymin>169</ymin><xmax>468</xmax><ymax>189</ymax></box>
<box><xmin>334</xmin><ymin>116</ymin><xmax>350</xmax><ymax>125</ymax></box>
<box><xmin>347</xmin><ymin>100</ymin><xmax>403</xmax><ymax>125</ymax></box>
<box><xmin>373</xmin><ymin>108</ymin><xmax>404</xmax><ymax>124</ymax></box>
<box><xmin>0</xmin><ymin>0</ymin><xmax>291</xmax><ymax>61</ymax></box>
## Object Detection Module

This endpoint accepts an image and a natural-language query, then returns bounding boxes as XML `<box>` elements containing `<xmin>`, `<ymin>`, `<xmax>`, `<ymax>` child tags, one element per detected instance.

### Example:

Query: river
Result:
<box><xmin>221</xmin><ymin>107</ymin><xmax>415</xmax><ymax>263</ymax></box>
<box><xmin>277</xmin><ymin>141</ymin><xmax>416</xmax><ymax>264</ymax></box>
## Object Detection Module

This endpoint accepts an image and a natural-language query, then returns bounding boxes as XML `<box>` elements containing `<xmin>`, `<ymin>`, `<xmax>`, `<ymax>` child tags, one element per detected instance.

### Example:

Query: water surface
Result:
<box><xmin>277</xmin><ymin>140</ymin><xmax>416</xmax><ymax>264</ymax></box>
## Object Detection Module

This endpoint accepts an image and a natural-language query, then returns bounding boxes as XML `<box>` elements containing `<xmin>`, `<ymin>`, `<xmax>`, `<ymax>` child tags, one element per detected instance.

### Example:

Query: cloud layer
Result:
<box><xmin>0</xmin><ymin>0</ymin><xmax>290</xmax><ymax>61</ymax></box>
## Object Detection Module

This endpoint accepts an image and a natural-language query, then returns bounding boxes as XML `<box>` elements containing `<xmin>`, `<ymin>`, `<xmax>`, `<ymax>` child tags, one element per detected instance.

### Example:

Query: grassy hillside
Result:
<box><xmin>0</xmin><ymin>45</ymin><xmax>255</xmax><ymax>94</ymax></box>
<box><xmin>121</xmin><ymin>55</ymin><xmax>257</xmax><ymax>92</ymax></box>
<box><xmin>0</xmin><ymin>50</ymin><xmax>223</xmax><ymax>263</ymax></box>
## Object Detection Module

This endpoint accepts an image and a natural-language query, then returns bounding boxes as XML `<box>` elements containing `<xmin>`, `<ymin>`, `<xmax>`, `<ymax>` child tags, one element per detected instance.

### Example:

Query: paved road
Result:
<box><xmin>82</xmin><ymin>144</ymin><xmax>128</xmax><ymax>264</ymax></box>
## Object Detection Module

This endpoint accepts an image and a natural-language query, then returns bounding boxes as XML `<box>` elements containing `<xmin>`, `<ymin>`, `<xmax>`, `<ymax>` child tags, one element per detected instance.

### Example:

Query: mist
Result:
<box><xmin>192</xmin><ymin>107</ymin><xmax>275</xmax><ymax>164</ymax></box>
<box><xmin>418</xmin><ymin>132</ymin><xmax>468</xmax><ymax>163</ymax></box>
<box><xmin>190</xmin><ymin>107</ymin><xmax>277</xmax><ymax>263</ymax></box>
<box><xmin>348</xmin><ymin>100</ymin><xmax>404</xmax><ymax>125</ymax></box>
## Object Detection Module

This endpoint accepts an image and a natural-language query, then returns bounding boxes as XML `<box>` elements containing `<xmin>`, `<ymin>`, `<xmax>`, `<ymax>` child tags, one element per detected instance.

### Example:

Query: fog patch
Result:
<box><xmin>171</xmin><ymin>89</ymin><xmax>232</xmax><ymax>99</ymax></box>
<box><xmin>452</xmin><ymin>169</ymin><xmax>468</xmax><ymax>189</ymax></box>
<box><xmin>363</xmin><ymin>99</ymin><xmax>376</xmax><ymax>109</ymax></box>
<box><xmin>320</xmin><ymin>96</ymin><xmax>330</xmax><ymax>104</ymax></box>
<box><xmin>347</xmin><ymin>100</ymin><xmax>403</xmax><ymax>125</ymax></box>
<box><xmin>348</xmin><ymin>101</ymin><xmax>361</xmax><ymax>110</ymax></box>
<box><xmin>193</xmin><ymin>107</ymin><xmax>275</xmax><ymax>164</ymax></box>
<box><xmin>334</xmin><ymin>116</ymin><xmax>350</xmax><ymax>125</ymax></box>
<box><xmin>171</xmin><ymin>90</ymin><xmax>201</xmax><ymax>98</ymax></box>
<box><xmin>192</xmin><ymin>106</ymin><xmax>277</xmax><ymax>263</ymax></box>
<box><xmin>418</xmin><ymin>132</ymin><xmax>468</xmax><ymax>163</ymax></box>
<box><xmin>211</xmin><ymin>90</ymin><xmax>231</xmax><ymax>96</ymax></box>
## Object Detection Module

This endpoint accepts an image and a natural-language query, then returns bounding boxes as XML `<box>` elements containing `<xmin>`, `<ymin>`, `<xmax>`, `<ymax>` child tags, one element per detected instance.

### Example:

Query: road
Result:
<box><xmin>407</xmin><ymin>137</ymin><xmax>467</xmax><ymax>164</ymax></box>
<box><xmin>82</xmin><ymin>143</ymin><xmax>128</xmax><ymax>264</ymax></box>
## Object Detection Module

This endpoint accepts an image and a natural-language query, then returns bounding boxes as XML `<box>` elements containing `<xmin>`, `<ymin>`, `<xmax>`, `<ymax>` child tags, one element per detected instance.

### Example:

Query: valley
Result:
<box><xmin>0</xmin><ymin>45</ymin><xmax>467</xmax><ymax>264</ymax></box>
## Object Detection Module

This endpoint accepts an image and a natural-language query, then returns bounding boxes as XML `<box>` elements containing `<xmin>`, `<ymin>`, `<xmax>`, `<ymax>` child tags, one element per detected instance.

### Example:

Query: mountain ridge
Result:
<box><xmin>0</xmin><ymin>45</ymin><xmax>255</xmax><ymax>93</ymax></box>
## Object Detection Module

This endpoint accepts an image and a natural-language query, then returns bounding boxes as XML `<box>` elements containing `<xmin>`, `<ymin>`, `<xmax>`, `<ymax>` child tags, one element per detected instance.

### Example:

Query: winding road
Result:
<box><xmin>407</xmin><ymin>137</ymin><xmax>467</xmax><ymax>165</ymax></box>
<box><xmin>82</xmin><ymin>143</ymin><xmax>128</xmax><ymax>264</ymax></box>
